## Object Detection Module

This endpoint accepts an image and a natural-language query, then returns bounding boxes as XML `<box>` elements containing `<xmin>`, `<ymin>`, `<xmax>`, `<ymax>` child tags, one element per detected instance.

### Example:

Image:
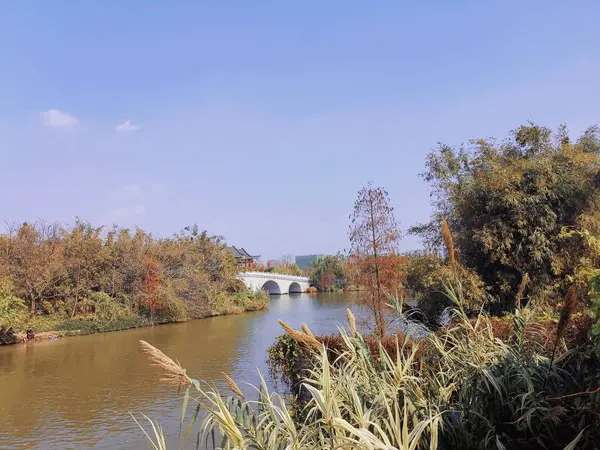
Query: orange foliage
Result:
<box><xmin>140</xmin><ymin>257</ymin><xmax>163</xmax><ymax>316</ymax></box>
<box><xmin>348</xmin><ymin>254</ymin><xmax>407</xmax><ymax>293</ymax></box>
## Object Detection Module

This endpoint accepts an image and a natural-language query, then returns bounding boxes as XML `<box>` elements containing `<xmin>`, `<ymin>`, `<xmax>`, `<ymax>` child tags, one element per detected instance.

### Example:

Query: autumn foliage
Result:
<box><xmin>348</xmin><ymin>182</ymin><xmax>402</xmax><ymax>337</ymax></box>
<box><xmin>0</xmin><ymin>220</ymin><xmax>265</xmax><ymax>330</ymax></box>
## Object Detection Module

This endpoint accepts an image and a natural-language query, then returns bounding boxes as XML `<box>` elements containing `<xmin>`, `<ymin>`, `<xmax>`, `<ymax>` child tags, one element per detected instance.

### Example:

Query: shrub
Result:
<box><xmin>0</xmin><ymin>279</ymin><xmax>27</xmax><ymax>329</ymax></box>
<box><xmin>0</xmin><ymin>220</ymin><xmax>244</xmax><ymax>326</ymax></box>
<box><xmin>309</xmin><ymin>254</ymin><xmax>348</xmax><ymax>291</ymax></box>
<box><xmin>404</xmin><ymin>252</ymin><xmax>488</xmax><ymax>327</ymax></box>
<box><xmin>92</xmin><ymin>291</ymin><xmax>131</xmax><ymax>323</ymax></box>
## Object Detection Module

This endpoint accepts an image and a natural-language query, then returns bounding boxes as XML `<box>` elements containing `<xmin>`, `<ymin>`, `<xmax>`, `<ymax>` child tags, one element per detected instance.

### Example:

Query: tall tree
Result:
<box><xmin>349</xmin><ymin>182</ymin><xmax>401</xmax><ymax>338</ymax></box>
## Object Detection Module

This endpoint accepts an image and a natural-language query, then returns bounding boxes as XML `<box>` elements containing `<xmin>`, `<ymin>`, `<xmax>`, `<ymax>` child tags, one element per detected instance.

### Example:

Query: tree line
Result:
<box><xmin>0</xmin><ymin>221</ymin><xmax>265</xmax><ymax>336</ymax></box>
<box><xmin>309</xmin><ymin>123</ymin><xmax>600</xmax><ymax>335</ymax></box>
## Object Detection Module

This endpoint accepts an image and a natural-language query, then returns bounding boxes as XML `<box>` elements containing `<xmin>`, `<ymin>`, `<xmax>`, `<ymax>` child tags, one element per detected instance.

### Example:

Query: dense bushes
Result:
<box><xmin>264</xmin><ymin>294</ymin><xmax>600</xmax><ymax>449</ymax></box>
<box><xmin>411</xmin><ymin>123</ymin><xmax>600</xmax><ymax>311</ymax></box>
<box><xmin>402</xmin><ymin>251</ymin><xmax>488</xmax><ymax>327</ymax></box>
<box><xmin>0</xmin><ymin>220</ymin><xmax>267</xmax><ymax>337</ymax></box>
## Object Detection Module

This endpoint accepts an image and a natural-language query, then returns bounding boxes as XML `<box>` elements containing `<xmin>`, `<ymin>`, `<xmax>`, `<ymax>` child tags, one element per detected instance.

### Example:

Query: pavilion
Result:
<box><xmin>228</xmin><ymin>246</ymin><xmax>260</xmax><ymax>270</ymax></box>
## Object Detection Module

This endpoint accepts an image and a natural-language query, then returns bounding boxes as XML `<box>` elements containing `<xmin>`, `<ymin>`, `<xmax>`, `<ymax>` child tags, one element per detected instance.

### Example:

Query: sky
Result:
<box><xmin>0</xmin><ymin>1</ymin><xmax>599</xmax><ymax>261</ymax></box>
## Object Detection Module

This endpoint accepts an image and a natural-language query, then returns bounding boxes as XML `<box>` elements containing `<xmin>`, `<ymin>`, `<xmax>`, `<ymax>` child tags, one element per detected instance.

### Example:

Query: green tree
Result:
<box><xmin>411</xmin><ymin>123</ymin><xmax>600</xmax><ymax>310</ymax></box>
<box><xmin>309</xmin><ymin>254</ymin><xmax>347</xmax><ymax>291</ymax></box>
<box><xmin>0</xmin><ymin>278</ymin><xmax>27</xmax><ymax>329</ymax></box>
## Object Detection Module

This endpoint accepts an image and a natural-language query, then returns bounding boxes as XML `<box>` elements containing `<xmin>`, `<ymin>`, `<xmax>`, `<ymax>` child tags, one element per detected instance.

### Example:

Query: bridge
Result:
<box><xmin>238</xmin><ymin>271</ymin><xmax>310</xmax><ymax>295</ymax></box>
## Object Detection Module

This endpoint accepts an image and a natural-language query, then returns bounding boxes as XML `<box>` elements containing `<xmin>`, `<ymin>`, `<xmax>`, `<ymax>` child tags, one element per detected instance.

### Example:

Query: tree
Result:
<box><xmin>61</xmin><ymin>220</ymin><xmax>105</xmax><ymax>316</ymax></box>
<box><xmin>0</xmin><ymin>221</ymin><xmax>65</xmax><ymax>315</ymax></box>
<box><xmin>140</xmin><ymin>256</ymin><xmax>163</xmax><ymax>323</ymax></box>
<box><xmin>349</xmin><ymin>182</ymin><xmax>401</xmax><ymax>338</ymax></box>
<box><xmin>411</xmin><ymin>123</ymin><xmax>600</xmax><ymax>311</ymax></box>
<box><xmin>309</xmin><ymin>254</ymin><xmax>347</xmax><ymax>291</ymax></box>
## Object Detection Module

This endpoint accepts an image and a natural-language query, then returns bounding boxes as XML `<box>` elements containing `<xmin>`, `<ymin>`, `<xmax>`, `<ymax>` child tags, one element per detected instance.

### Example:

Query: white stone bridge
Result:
<box><xmin>238</xmin><ymin>271</ymin><xmax>310</xmax><ymax>295</ymax></box>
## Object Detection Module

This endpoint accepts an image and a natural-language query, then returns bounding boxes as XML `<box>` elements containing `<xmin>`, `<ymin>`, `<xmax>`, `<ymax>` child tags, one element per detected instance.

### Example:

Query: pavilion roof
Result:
<box><xmin>228</xmin><ymin>246</ymin><xmax>260</xmax><ymax>259</ymax></box>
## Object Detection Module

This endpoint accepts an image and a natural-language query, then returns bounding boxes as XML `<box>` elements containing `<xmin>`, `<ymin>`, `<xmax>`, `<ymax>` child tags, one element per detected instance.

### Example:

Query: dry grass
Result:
<box><xmin>136</xmin><ymin>283</ymin><xmax>597</xmax><ymax>450</ymax></box>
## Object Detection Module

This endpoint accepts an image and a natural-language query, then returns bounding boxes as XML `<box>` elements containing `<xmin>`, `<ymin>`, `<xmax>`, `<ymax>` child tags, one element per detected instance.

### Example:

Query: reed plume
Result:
<box><xmin>346</xmin><ymin>308</ymin><xmax>357</xmax><ymax>335</ymax></box>
<box><xmin>221</xmin><ymin>372</ymin><xmax>244</xmax><ymax>398</ymax></box>
<box><xmin>555</xmin><ymin>286</ymin><xmax>576</xmax><ymax>347</ymax></box>
<box><xmin>139</xmin><ymin>340</ymin><xmax>190</xmax><ymax>387</ymax></box>
<box><xmin>515</xmin><ymin>273</ymin><xmax>530</xmax><ymax>309</ymax></box>
<box><xmin>441</xmin><ymin>219</ymin><xmax>456</xmax><ymax>266</ymax></box>
<box><xmin>301</xmin><ymin>323</ymin><xmax>315</xmax><ymax>339</ymax></box>
<box><xmin>278</xmin><ymin>320</ymin><xmax>321</xmax><ymax>350</ymax></box>
<box><xmin>545</xmin><ymin>286</ymin><xmax>577</xmax><ymax>388</ymax></box>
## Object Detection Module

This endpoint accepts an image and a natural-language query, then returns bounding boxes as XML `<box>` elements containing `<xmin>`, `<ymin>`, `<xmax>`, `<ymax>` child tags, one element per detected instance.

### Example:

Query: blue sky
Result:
<box><xmin>1</xmin><ymin>1</ymin><xmax>599</xmax><ymax>261</ymax></box>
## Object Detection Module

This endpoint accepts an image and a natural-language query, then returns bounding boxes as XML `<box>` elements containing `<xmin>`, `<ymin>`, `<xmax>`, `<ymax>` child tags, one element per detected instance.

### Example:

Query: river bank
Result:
<box><xmin>0</xmin><ymin>290</ymin><xmax>268</xmax><ymax>346</ymax></box>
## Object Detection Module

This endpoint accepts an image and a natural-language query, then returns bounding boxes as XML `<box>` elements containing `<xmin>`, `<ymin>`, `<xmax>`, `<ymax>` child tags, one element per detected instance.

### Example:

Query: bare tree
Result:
<box><xmin>349</xmin><ymin>182</ymin><xmax>401</xmax><ymax>338</ymax></box>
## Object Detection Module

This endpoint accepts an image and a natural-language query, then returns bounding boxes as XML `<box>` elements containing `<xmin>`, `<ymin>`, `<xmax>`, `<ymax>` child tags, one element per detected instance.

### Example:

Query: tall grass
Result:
<box><xmin>135</xmin><ymin>285</ymin><xmax>596</xmax><ymax>449</ymax></box>
<box><xmin>135</xmin><ymin>326</ymin><xmax>442</xmax><ymax>448</ymax></box>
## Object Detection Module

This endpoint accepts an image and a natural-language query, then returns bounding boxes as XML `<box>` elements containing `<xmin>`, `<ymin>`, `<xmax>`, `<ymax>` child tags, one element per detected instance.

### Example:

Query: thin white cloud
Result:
<box><xmin>41</xmin><ymin>109</ymin><xmax>79</xmax><ymax>128</ymax></box>
<box><xmin>107</xmin><ymin>204</ymin><xmax>146</xmax><ymax>221</ymax></box>
<box><xmin>116</xmin><ymin>120</ymin><xmax>140</xmax><ymax>132</ymax></box>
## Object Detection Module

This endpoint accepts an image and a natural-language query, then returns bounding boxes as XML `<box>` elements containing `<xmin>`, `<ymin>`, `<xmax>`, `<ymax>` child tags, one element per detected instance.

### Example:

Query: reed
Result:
<box><xmin>515</xmin><ymin>272</ymin><xmax>530</xmax><ymax>308</ymax></box>
<box><xmin>221</xmin><ymin>372</ymin><xmax>244</xmax><ymax>398</ymax></box>
<box><xmin>441</xmin><ymin>219</ymin><xmax>456</xmax><ymax>266</ymax></box>
<box><xmin>346</xmin><ymin>307</ymin><xmax>357</xmax><ymax>335</ymax></box>
<box><xmin>278</xmin><ymin>320</ymin><xmax>321</xmax><ymax>350</ymax></box>
<box><xmin>136</xmin><ymin>286</ymin><xmax>595</xmax><ymax>450</ymax></box>
<box><xmin>139</xmin><ymin>340</ymin><xmax>189</xmax><ymax>387</ymax></box>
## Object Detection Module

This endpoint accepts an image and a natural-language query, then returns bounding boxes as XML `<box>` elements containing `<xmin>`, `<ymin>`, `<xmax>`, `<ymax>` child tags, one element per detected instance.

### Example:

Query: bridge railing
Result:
<box><xmin>238</xmin><ymin>271</ymin><xmax>309</xmax><ymax>281</ymax></box>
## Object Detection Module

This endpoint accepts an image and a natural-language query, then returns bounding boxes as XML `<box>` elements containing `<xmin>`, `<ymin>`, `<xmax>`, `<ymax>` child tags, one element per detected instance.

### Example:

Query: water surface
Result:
<box><xmin>0</xmin><ymin>293</ymin><xmax>359</xmax><ymax>449</ymax></box>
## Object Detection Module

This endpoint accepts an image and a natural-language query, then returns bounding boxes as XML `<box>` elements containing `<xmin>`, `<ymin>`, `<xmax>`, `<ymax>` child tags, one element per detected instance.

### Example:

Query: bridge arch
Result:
<box><xmin>289</xmin><ymin>282</ymin><xmax>302</xmax><ymax>294</ymax></box>
<box><xmin>237</xmin><ymin>272</ymin><xmax>310</xmax><ymax>295</ymax></box>
<box><xmin>262</xmin><ymin>280</ymin><xmax>281</xmax><ymax>295</ymax></box>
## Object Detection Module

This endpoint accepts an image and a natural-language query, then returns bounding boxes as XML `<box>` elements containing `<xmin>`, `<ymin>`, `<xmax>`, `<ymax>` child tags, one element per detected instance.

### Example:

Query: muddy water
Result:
<box><xmin>0</xmin><ymin>293</ymin><xmax>360</xmax><ymax>449</ymax></box>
